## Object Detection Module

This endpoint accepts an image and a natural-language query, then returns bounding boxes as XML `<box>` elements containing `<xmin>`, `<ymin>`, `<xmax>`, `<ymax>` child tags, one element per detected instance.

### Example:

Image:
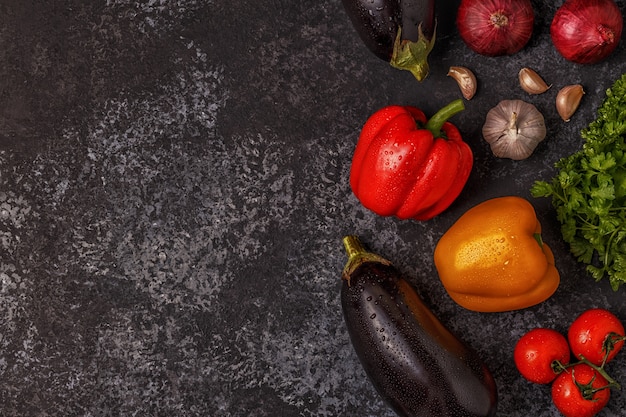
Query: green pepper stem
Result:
<box><xmin>425</xmin><ymin>99</ymin><xmax>465</xmax><ymax>138</ymax></box>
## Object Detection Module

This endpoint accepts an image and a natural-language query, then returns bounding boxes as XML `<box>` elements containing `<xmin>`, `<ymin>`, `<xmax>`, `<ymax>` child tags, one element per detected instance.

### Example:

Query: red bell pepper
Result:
<box><xmin>349</xmin><ymin>99</ymin><xmax>473</xmax><ymax>221</ymax></box>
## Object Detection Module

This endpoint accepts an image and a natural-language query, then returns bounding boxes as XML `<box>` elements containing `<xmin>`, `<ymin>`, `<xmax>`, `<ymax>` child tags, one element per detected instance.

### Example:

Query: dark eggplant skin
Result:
<box><xmin>400</xmin><ymin>0</ymin><xmax>435</xmax><ymax>42</ymax></box>
<box><xmin>341</xmin><ymin>0</ymin><xmax>402</xmax><ymax>61</ymax></box>
<box><xmin>341</xmin><ymin>236</ymin><xmax>497</xmax><ymax>417</ymax></box>
<box><xmin>341</xmin><ymin>0</ymin><xmax>434</xmax><ymax>59</ymax></box>
<box><xmin>341</xmin><ymin>0</ymin><xmax>435</xmax><ymax>80</ymax></box>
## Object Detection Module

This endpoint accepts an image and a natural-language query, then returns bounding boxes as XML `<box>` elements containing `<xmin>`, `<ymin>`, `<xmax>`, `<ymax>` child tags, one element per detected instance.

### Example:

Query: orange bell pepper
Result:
<box><xmin>433</xmin><ymin>196</ymin><xmax>560</xmax><ymax>312</ymax></box>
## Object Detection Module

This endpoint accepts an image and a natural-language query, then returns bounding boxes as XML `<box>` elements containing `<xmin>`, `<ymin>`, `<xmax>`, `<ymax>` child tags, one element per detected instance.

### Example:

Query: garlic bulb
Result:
<box><xmin>482</xmin><ymin>100</ymin><xmax>547</xmax><ymax>160</ymax></box>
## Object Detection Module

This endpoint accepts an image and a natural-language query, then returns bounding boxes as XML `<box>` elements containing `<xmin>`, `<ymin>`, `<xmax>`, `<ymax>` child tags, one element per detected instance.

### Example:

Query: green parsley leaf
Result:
<box><xmin>531</xmin><ymin>73</ymin><xmax>626</xmax><ymax>290</ymax></box>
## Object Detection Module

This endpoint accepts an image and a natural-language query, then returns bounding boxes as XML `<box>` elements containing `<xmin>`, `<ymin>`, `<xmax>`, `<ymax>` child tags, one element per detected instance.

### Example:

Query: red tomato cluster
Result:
<box><xmin>514</xmin><ymin>308</ymin><xmax>626</xmax><ymax>417</ymax></box>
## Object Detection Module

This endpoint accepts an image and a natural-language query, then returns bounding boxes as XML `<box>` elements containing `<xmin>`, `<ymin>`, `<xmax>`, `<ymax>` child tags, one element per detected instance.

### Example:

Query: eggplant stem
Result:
<box><xmin>425</xmin><ymin>99</ymin><xmax>465</xmax><ymax>138</ymax></box>
<box><xmin>390</xmin><ymin>24</ymin><xmax>436</xmax><ymax>82</ymax></box>
<box><xmin>343</xmin><ymin>235</ymin><xmax>366</xmax><ymax>259</ymax></box>
<box><xmin>342</xmin><ymin>236</ymin><xmax>390</xmax><ymax>284</ymax></box>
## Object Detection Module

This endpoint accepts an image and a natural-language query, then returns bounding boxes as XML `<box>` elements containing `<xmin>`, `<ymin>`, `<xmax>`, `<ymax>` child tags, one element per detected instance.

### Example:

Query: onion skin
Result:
<box><xmin>456</xmin><ymin>0</ymin><xmax>535</xmax><ymax>56</ymax></box>
<box><xmin>550</xmin><ymin>0</ymin><xmax>623</xmax><ymax>64</ymax></box>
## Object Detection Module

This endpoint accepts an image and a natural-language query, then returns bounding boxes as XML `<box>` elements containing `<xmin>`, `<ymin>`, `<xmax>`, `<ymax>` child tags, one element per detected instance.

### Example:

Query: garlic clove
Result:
<box><xmin>556</xmin><ymin>84</ymin><xmax>584</xmax><ymax>122</ymax></box>
<box><xmin>518</xmin><ymin>67</ymin><xmax>551</xmax><ymax>94</ymax></box>
<box><xmin>448</xmin><ymin>66</ymin><xmax>477</xmax><ymax>100</ymax></box>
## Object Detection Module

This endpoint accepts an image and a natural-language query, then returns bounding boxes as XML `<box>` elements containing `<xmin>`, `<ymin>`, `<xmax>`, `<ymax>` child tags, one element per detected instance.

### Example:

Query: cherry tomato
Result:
<box><xmin>514</xmin><ymin>328</ymin><xmax>570</xmax><ymax>384</ymax></box>
<box><xmin>551</xmin><ymin>363</ymin><xmax>610</xmax><ymax>417</ymax></box>
<box><xmin>568</xmin><ymin>308</ymin><xmax>625</xmax><ymax>366</ymax></box>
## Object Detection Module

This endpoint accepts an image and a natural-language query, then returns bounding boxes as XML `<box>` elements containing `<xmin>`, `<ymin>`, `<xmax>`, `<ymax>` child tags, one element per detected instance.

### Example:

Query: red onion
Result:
<box><xmin>456</xmin><ymin>0</ymin><xmax>535</xmax><ymax>56</ymax></box>
<box><xmin>551</xmin><ymin>0</ymin><xmax>623</xmax><ymax>64</ymax></box>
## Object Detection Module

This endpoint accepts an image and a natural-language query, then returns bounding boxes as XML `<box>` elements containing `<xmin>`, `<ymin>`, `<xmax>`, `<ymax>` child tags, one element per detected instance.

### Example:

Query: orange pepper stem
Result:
<box><xmin>425</xmin><ymin>99</ymin><xmax>465</xmax><ymax>138</ymax></box>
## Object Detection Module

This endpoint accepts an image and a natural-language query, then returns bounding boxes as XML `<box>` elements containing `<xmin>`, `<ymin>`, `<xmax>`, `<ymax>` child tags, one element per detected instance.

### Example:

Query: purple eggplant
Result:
<box><xmin>341</xmin><ymin>0</ymin><xmax>436</xmax><ymax>81</ymax></box>
<box><xmin>341</xmin><ymin>235</ymin><xmax>497</xmax><ymax>417</ymax></box>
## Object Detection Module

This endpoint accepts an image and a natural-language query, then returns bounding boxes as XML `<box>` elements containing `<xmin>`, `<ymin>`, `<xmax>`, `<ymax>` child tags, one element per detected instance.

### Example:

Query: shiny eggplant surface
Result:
<box><xmin>341</xmin><ymin>0</ymin><xmax>402</xmax><ymax>61</ymax></box>
<box><xmin>341</xmin><ymin>0</ymin><xmax>435</xmax><ymax>81</ymax></box>
<box><xmin>341</xmin><ymin>236</ymin><xmax>497</xmax><ymax>417</ymax></box>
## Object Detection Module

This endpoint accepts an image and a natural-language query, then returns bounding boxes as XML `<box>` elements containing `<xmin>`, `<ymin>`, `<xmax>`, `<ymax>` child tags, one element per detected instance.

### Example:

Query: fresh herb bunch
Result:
<box><xmin>531</xmin><ymin>73</ymin><xmax>626</xmax><ymax>291</ymax></box>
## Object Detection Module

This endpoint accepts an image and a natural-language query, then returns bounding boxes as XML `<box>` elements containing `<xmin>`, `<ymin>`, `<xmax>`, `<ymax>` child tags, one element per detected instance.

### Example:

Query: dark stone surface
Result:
<box><xmin>1</xmin><ymin>0</ymin><xmax>626</xmax><ymax>415</ymax></box>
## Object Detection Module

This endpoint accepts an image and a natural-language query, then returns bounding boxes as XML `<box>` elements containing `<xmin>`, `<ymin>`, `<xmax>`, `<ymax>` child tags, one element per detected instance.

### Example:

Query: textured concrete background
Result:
<box><xmin>1</xmin><ymin>0</ymin><xmax>626</xmax><ymax>415</ymax></box>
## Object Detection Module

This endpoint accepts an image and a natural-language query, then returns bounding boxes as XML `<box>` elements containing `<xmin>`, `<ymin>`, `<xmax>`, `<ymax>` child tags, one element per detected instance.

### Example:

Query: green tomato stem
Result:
<box><xmin>566</xmin><ymin>355</ymin><xmax>621</xmax><ymax>391</ymax></box>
